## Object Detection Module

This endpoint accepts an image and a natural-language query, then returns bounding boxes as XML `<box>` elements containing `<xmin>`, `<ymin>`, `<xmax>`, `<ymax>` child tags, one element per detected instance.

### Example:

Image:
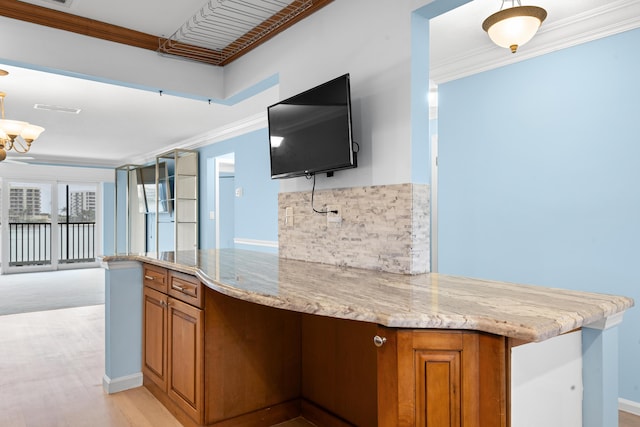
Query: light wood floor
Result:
<box><xmin>0</xmin><ymin>304</ymin><xmax>637</xmax><ymax>426</ymax></box>
<box><xmin>0</xmin><ymin>305</ymin><xmax>315</xmax><ymax>427</ymax></box>
<box><xmin>621</xmin><ymin>410</ymin><xmax>640</xmax><ymax>427</ymax></box>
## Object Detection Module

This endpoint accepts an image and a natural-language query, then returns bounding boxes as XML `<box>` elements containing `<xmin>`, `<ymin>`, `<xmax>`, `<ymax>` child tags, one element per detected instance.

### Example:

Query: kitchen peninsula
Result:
<box><xmin>101</xmin><ymin>249</ymin><xmax>633</xmax><ymax>427</ymax></box>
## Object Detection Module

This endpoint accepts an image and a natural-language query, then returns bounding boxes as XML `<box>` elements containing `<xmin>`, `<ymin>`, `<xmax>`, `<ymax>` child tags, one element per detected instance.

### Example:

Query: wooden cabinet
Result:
<box><xmin>376</xmin><ymin>327</ymin><xmax>507</xmax><ymax>427</ymax></box>
<box><xmin>142</xmin><ymin>263</ymin><xmax>301</xmax><ymax>427</ymax></box>
<box><xmin>142</xmin><ymin>286</ymin><xmax>168</xmax><ymax>391</ymax></box>
<box><xmin>142</xmin><ymin>263</ymin><xmax>509</xmax><ymax>427</ymax></box>
<box><xmin>143</xmin><ymin>263</ymin><xmax>169</xmax><ymax>293</ymax></box>
<box><xmin>167</xmin><ymin>296</ymin><xmax>203</xmax><ymax>422</ymax></box>
<box><xmin>143</xmin><ymin>266</ymin><xmax>205</xmax><ymax>424</ymax></box>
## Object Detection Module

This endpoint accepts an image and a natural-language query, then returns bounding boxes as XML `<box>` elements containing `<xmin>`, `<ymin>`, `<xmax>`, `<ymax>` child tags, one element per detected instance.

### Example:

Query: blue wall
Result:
<box><xmin>438</xmin><ymin>28</ymin><xmax>640</xmax><ymax>402</ymax></box>
<box><xmin>198</xmin><ymin>128</ymin><xmax>279</xmax><ymax>252</ymax></box>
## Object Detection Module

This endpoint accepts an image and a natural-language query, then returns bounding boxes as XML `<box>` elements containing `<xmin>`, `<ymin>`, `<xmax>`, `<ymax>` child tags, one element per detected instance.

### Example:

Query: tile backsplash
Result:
<box><xmin>278</xmin><ymin>183</ymin><xmax>430</xmax><ymax>274</ymax></box>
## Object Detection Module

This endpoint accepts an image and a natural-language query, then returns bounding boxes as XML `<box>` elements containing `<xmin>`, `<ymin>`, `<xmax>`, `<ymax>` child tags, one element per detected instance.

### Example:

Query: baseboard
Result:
<box><xmin>301</xmin><ymin>400</ymin><xmax>353</xmax><ymax>427</ymax></box>
<box><xmin>619</xmin><ymin>398</ymin><xmax>640</xmax><ymax>416</ymax></box>
<box><xmin>102</xmin><ymin>372</ymin><xmax>143</xmax><ymax>394</ymax></box>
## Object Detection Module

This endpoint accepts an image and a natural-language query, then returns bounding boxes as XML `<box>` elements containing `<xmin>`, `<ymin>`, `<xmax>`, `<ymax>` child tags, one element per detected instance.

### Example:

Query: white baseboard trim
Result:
<box><xmin>102</xmin><ymin>372</ymin><xmax>143</xmax><ymax>394</ymax></box>
<box><xmin>619</xmin><ymin>398</ymin><xmax>640</xmax><ymax>416</ymax></box>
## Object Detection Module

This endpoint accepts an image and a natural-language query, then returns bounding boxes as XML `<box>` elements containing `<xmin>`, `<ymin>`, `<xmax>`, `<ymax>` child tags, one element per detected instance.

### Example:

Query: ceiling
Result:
<box><xmin>0</xmin><ymin>0</ymin><xmax>638</xmax><ymax>167</ymax></box>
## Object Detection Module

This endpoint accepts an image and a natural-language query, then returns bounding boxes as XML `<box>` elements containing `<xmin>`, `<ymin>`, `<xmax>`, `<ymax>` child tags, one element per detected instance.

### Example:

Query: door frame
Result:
<box><xmin>0</xmin><ymin>178</ymin><xmax>102</xmax><ymax>274</ymax></box>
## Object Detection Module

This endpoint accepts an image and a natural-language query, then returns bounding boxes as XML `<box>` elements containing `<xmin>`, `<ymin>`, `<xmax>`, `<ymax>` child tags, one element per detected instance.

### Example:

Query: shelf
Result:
<box><xmin>155</xmin><ymin>149</ymin><xmax>199</xmax><ymax>253</ymax></box>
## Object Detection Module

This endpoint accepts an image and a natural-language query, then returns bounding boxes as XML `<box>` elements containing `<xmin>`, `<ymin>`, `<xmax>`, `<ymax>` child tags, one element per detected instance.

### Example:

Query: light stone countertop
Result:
<box><xmin>102</xmin><ymin>249</ymin><xmax>634</xmax><ymax>342</ymax></box>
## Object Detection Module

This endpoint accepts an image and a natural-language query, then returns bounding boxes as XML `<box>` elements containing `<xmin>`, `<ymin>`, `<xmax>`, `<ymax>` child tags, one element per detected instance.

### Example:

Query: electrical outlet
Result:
<box><xmin>285</xmin><ymin>206</ymin><xmax>294</xmax><ymax>227</ymax></box>
<box><xmin>326</xmin><ymin>205</ymin><xmax>342</xmax><ymax>224</ymax></box>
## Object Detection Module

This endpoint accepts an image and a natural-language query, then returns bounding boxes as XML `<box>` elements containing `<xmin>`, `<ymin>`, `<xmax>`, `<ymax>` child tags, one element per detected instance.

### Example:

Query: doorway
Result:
<box><xmin>0</xmin><ymin>179</ymin><xmax>100</xmax><ymax>274</ymax></box>
<box><xmin>215</xmin><ymin>153</ymin><xmax>235</xmax><ymax>249</ymax></box>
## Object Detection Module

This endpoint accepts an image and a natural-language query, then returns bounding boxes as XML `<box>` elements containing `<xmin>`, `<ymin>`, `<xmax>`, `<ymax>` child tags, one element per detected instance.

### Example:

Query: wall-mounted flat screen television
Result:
<box><xmin>268</xmin><ymin>74</ymin><xmax>357</xmax><ymax>179</ymax></box>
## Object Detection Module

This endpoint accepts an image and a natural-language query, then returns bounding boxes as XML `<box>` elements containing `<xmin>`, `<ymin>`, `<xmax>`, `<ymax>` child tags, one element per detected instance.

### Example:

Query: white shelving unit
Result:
<box><xmin>155</xmin><ymin>149</ymin><xmax>199</xmax><ymax>253</ymax></box>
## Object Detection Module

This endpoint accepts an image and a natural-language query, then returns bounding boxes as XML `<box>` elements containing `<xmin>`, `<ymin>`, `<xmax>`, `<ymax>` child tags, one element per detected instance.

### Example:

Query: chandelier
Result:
<box><xmin>482</xmin><ymin>0</ymin><xmax>547</xmax><ymax>54</ymax></box>
<box><xmin>0</xmin><ymin>91</ymin><xmax>45</xmax><ymax>162</ymax></box>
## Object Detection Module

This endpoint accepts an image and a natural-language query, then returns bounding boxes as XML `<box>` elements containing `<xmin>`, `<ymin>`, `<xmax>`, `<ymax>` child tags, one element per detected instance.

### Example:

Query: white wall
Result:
<box><xmin>223</xmin><ymin>0</ymin><xmax>422</xmax><ymax>191</ymax></box>
<box><xmin>0</xmin><ymin>16</ymin><xmax>224</xmax><ymax>100</ymax></box>
<box><xmin>0</xmin><ymin>1</ymin><xmax>435</xmax><ymax>191</ymax></box>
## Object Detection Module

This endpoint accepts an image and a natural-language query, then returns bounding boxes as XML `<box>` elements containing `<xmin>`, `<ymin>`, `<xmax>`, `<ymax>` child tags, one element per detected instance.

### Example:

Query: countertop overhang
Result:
<box><xmin>102</xmin><ymin>249</ymin><xmax>634</xmax><ymax>342</ymax></box>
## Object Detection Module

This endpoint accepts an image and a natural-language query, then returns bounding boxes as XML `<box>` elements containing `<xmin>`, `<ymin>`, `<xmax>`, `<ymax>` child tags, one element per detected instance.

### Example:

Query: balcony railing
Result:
<box><xmin>8</xmin><ymin>222</ymin><xmax>95</xmax><ymax>266</ymax></box>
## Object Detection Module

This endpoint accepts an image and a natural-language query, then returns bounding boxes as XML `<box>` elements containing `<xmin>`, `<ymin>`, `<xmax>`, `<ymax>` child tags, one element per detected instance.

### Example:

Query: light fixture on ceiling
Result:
<box><xmin>482</xmin><ymin>0</ymin><xmax>547</xmax><ymax>54</ymax></box>
<box><xmin>0</xmin><ymin>91</ymin><xmax>45</xmax><ymax>162</ymax></box>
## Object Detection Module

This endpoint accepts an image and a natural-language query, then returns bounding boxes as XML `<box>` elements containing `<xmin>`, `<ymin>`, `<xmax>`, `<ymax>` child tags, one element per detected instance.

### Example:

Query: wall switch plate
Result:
<box><xmin>209</xmin><ymin>211</ymin><xmax>215</xmax><ymax>220</ymax></box>
<box><xmin>235</xmin><ymin>187</ymin><xmax>243</xmax><ymax>197</ymax></box>
<box><xmin>285</xmin><ymin>206</ymin><xmax>294</xmax><ymax>227</ymax></box>
<box><xmin>326</xmin><ymin>205</ymin><xmax>342</xmax><ymax>224</ymax></box>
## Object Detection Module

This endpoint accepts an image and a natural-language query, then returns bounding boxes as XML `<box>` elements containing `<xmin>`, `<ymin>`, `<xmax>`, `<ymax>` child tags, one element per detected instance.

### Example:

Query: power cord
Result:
<box><xmin>307</xmin><ymin>174</ymin><xmax>338</xmax><ymax>215</ymax></box>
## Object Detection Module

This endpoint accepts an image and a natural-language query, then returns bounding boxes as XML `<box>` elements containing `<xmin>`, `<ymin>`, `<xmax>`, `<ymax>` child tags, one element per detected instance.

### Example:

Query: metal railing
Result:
<box><xmin>8</xmin><ymin>222</ymin><xmax>95</xmax><ymax>266</ymax></box>
<box><xmin>59</xmin><ymin>222</ymin><xmax>95</xmax><ymax>263</ymax></box>
<box><xmin>8</xmin><ymin>223</ymin><xmax>51</xmax><ymax>266</ymax></box>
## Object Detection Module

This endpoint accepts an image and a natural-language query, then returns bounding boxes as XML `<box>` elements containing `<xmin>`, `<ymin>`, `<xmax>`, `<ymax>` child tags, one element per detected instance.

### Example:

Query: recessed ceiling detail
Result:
<box><xmin>158</xmin><ymin>0</ymin><xmax>331</xmax><ymax>66</ymax></box>
<box><xmin>1</xmin><ymin>0</ymin><xmax>332</xmax><ymax>66</ymax></box>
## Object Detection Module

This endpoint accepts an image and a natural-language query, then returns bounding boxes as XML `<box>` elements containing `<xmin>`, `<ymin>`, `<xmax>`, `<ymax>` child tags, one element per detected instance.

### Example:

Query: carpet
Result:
<box><xmin>0</xmin><ymin>268</ymin><xmax>105</xmax><ymax>316</ymax></box>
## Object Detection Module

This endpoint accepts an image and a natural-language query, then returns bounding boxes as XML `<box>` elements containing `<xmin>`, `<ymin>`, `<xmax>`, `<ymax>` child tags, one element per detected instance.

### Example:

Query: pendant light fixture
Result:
<box><xmin>0</xmin><ymin>90</ymin><xmax>45</xmax><ymax>162</ymax></box>
<box><xmin>482</xmin><ymin>0</ymin><xmax>547</xmax><ymax>54</ymax></box>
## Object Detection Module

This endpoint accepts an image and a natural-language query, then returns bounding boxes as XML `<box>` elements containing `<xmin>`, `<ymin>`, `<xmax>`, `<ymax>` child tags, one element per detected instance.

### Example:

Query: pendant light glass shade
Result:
<box><xmin>20</xmin><ymin>124</ymin><xmax>45</xmax><ymax>142</ymax></box>
<box><xmin>482</xmin><ymin>5</ymin><xmax>547</xmax><ymax>53</ymax></box>
<box><xmin>0</xmin><ymin>88</ymin><xmax>45</xmax><ymax>160</ymax></box>
<box><xmin>0</xmin><ymin>118</ymin><xmax>28</xmax><ymax>140</ymax></box>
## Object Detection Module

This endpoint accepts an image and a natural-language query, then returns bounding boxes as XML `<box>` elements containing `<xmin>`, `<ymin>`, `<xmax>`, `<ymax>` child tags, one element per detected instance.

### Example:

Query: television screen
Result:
<box><xmin>268</xmin><ymin>74</ymin><xmax>356</xmax><ymax>179</ymax></box>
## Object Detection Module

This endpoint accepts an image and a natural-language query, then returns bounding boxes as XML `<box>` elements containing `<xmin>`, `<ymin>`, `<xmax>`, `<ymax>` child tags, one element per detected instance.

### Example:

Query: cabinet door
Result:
<box><xmin>376</xmin><ymin>328</ymin><xmax>507</xmax><ymax>427</ymax></box>
<box><xmin>414</xmin><ymin>349</ymin><xmax>462</xmax><ymax>427</ymax></box>
<box><xmin>143</xmin><ymin>286</ymin><xmax>168</xmax><ymax>391</ymax></box>
<box><xmin>167</xmin><ymin>297</ymin><xmax>203</xmax><ymax>424</ymax></box>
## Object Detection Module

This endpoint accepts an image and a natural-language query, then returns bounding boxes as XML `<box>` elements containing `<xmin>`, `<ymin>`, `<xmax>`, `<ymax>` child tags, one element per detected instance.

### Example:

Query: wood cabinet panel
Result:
<box><xmin>203</xmin><ymin>288</ymin><xmax>301</xmax><ymax>424</ymax></box>
<box><xmin>143</xmin><ymin>286</ymin><xmax>168</xmax><ymax>391</ymax></box>
<box><xmin>377</xmin><ymin>328</ymin><xmax>507</xmax><ymax>427</ymax></box>
<box><xmin>169</xmin><ymin>270</ymin><xmax>202</xmax><ymax>308</ymax></box>
<box><xmin>415</xmin><ymin>351</ymin><xmax>461</xmax><ymax>427</ymax></box>
<box><xmin>144</xmin><ymin>264</ymin><xmax>168</xmax><ymax>293</ymax></box>
<box><xmin>167</xmin><ymin>297</ymin><xmax>203</xmax><ymax>424</ymax></box>
<box><xmin>301</xmin><ymin>314</ymin><xmax>378</xmax><ymax>427</ymax></box>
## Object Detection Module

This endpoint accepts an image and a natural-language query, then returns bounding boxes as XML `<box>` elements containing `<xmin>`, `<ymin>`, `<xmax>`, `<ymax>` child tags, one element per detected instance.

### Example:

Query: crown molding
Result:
<box><xmin>128</xmin><ymin>111</ymin><xmax>268</xmax><ymax>166</ymax></box>
<box><xmin>5</xmin><ymin>112</ymin><xmax>269</xmax><ymax>169</ymax></box>
<box><xmin>431</xmin><ymin>0</ymin><xmax>640</xmax><ymax>84</ymax></box>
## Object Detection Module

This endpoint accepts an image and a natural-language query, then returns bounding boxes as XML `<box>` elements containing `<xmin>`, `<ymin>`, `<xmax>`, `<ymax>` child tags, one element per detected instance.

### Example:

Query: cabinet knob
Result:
<box><xmin>373</xmin><ymin>335</ymin><xmax>387</xmax><ymax>348</ymax></box>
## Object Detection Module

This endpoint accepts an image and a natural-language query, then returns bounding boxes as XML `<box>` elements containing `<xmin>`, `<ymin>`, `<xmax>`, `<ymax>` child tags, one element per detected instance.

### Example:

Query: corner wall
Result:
<box><xmin>438</xmin><ymin>27</ymin><xmax>640</xmax><ymax>404</ymax></box>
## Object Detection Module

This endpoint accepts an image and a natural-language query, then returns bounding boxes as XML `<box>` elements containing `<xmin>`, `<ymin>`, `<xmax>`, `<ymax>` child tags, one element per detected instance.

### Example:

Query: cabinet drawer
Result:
<box><xmin>168</xmin><ymin>271</ymin><xmax>202</xmax><ymax>308</ymax></box>
<box><xmin>144</xmin><ymin>264</ymin><xmax>168</xmax><ymax>293</ymax></box>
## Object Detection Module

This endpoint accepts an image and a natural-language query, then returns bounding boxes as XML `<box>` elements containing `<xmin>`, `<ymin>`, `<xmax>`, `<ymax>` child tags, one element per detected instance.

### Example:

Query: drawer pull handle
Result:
<box><xmin>373</xmin><ymin>335</ymin><xmax>387</xmax><ymax>348</ymax></box>
<box><xmin>144</xmin><ymin>275</ymin><xmax>155</xmax><ymax>281</ymax></box>
<box><xmin>172</xmin><ymin>284</ymin><xmax>185</xmax><ymax>291</ymax></box>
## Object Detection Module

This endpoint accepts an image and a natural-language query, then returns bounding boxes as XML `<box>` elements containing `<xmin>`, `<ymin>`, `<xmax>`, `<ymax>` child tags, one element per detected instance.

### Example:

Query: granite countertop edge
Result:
<box><xmin>100</xmin><ymin>252</ymin><xmax>635</xmax><ymax>343</ymax></box>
